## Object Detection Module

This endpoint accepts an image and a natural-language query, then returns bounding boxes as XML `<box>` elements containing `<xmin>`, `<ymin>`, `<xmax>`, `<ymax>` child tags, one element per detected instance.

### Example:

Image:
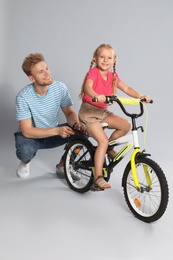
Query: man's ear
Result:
<box><xmin>29</xmin><ymin>75</ymin><xmax>35</xmax><ymax>82</ymax></box>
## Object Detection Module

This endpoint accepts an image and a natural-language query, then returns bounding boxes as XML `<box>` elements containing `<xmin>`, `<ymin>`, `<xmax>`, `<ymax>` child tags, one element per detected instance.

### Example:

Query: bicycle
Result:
<box><xmin>64</xmin><ymin>96</ymin><xmax>169</xmax><ymax>223</ymax></box>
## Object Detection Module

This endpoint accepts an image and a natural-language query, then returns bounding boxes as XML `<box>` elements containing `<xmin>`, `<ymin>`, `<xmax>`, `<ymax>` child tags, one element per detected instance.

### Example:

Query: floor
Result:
<box><xmin>0</xmin><ymin>140</ymin><xmax>172</xmax><ymax>260</ymax></box>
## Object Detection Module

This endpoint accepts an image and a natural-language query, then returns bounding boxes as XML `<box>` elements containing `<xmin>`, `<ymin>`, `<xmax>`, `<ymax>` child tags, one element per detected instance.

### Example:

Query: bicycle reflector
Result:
<box><xmin>74</xmin><ymin>148</ymin><xmax>81</xmax><ymax>154</ymax></box>
<box><xmin>134</xmin><ymin>198</ymin><xmax>141</xmax><ymax>207</ymax></box>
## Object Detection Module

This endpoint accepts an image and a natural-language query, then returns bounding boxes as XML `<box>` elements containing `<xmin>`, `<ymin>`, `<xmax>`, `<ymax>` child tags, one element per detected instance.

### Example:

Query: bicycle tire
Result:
<box><xmin>122</xmin><ymin>157</ymin><xmax>169</xmax><ymax>223</ymax></box>
<box><xmin>64</xmin><ymin>139</ymin><xmax>94</xmax><ymax>193</ymax></box>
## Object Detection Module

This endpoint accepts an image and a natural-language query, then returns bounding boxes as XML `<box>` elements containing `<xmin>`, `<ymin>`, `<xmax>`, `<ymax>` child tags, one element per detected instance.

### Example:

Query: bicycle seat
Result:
<box><xmin>101</xmin><ymin>122</ymin><xmax>108</xmax><ymax>129</ymax></box>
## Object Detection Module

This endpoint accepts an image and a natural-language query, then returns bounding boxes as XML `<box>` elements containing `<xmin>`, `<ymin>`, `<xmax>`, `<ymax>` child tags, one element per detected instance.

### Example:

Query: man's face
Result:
<box><xmin>29</xmin><ymin>61</ymin><xmax>53</xmax><ymax>86</ymax></box>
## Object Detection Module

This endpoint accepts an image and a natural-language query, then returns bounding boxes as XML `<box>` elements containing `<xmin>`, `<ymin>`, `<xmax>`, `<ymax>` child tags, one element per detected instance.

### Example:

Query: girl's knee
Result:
<box><xmin>98</xmin><ymin>137</ymin><xmax>109</xmax><ymax>147</ymax></box>
<box><xmin>121</xmin><ymin>120</ymin><xmax>131</xmax><ymax>135</ymax></box>
<box><xmin>126</xmin><ymin>120</ymin><xmax>131</xmax><ymax>133</ymax></box>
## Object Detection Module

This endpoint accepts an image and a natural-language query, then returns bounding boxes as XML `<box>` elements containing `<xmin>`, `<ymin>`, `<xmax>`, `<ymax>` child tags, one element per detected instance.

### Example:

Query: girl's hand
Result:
<box><xmin>94</xmin><ymin>94</ymin><xmax>106</xmax><ymax>103</ymax></box>
<box><xmin>140</xmin><ymin>95</ymin><xmax>152</xmax><ymax>103</ymax></box>
<box><xmin>72</xmin><ymin>122</ymin><xmax>86</xmax><ymax>134</ymax></box>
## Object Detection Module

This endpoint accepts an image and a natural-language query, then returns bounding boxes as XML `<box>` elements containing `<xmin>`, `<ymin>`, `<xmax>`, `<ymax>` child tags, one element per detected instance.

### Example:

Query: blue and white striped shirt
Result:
<box><xmin>15</xmin><ymin>81</ymin><xmax>73</xmax><ymax>133</ymax></box>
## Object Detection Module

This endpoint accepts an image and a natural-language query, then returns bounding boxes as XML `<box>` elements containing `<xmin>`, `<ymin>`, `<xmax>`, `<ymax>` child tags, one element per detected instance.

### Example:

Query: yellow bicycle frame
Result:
<box><xmin>130</xmin><ymin>148</ymin><xmax>141</xmax><ymax>190</ymax></box>
<box><xmin>130</xmin><ymin>148</ymin><xmax>152</xmax><ymax>190</ymax></box>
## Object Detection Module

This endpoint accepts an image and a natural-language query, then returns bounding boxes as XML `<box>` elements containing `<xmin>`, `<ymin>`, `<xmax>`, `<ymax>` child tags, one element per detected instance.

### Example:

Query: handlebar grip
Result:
<box><xmin>140</xmin><ymin>98</ymin><xmax>153</xmax><ymax>104</ymax></box>
<box><xmin>118</xmin><ymin>97</ymin><xmax>140</xmax><ymax>105</ymax></box>
<box><xmin>92</xmin><ymin>97</ymin><xmax>98</xmax><ymax>102</ymax></box>
<box><xmin>92</xmin><ymin>96</ymin><xmax>117</xmax><ymax>103</ymax></box>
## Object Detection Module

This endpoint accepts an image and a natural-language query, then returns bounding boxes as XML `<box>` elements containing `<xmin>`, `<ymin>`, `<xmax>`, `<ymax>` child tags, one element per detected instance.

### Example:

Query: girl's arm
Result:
<box><xmin>84</xmin><ymin>79</ymin><xmax>106</xmax><ymax>102</ymax></box>
<box><xmin>117</xmin><ymin>81</ymin><xmax>151</xmax><ymax>103</ymax></box>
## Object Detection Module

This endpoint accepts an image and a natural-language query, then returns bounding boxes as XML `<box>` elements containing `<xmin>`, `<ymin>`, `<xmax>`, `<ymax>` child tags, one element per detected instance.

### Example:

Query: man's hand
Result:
<box><xmin>58</xmin><ymin>126</ymin><xmax>74</xmax><ymax>138</ymax></box>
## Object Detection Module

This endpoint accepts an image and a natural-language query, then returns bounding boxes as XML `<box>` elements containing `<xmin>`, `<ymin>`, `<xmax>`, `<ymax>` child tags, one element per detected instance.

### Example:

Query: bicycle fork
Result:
<box><xmin>130</xmin><ymin>130</ymin><xmax>152</xmax><ymax>191</ymax></box>
<box><xmin>109</xmin><ymin>130</ymin><xmax>152</xmax><ymax>192</ymax></box>
<box><xmin>130</xmin><ymin>148</ymin><xmax>141</xmax><ymax>190</ymax></box>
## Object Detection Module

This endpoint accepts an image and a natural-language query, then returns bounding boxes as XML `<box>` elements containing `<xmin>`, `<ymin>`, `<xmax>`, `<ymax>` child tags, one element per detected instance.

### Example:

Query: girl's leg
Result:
<box><xmin>104</xmin><ymin>113</ymin><xmax>131</xmax><ymax>140</ymax></box>
<box><xmin>103</xmin><ymin>113</ymin><xmax>131</xmax><ymax>157</ymax></box>
<box><xmin>87</xmin><ymin>123</ymin><xmax>111</xmax><ymax>189</ymax></box>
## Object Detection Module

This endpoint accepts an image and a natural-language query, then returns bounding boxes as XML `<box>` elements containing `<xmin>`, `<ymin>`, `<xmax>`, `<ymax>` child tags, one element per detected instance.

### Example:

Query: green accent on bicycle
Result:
<box><xmin>89</xmin><ymin>167</ymin><xmax>95</xmax><ymax>174</ymax></box>
<box><xmin>112</xmin><ymin>144</ymin><xmax>133</xmax><ymax>162</ymax></box>
<box><xmin>102</xmin><ymin>168</ymin><xmax>108</xmax><ymax>177</ymax></box>
<box><xmin>118</xmin><ymin>96</ymin><xmax>140</xmax><ymax>105</ymax></box>
<box><xmin>130</xmin><ymin>148</ymin><xmax>141</xmax><ymax>189</ymax></box>
<box><xmin>109</xmin><ymin>140</ymin><xmax>117</xmax><ymax>146</ymax></box>
<box><xmin>143</xmin><ymin>165</ymin><xmax>152</xmax><ymax>186</ymax></box>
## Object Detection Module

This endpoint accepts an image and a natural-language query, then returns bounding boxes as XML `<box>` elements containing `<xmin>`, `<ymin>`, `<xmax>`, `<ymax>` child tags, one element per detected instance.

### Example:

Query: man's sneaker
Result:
<box><xmin>17</xmin><ymin>161</ymin><xmax>30</xmax><ymax>179</ymax></box>
<box><xmin>69</xmin><ymin>165</ymin><xmax>80</xmax><ymax>181</ymax></box>
<box><xmin>56</xmin><ymin>164</ymin><xmax>80</xmax><ymax>181</ymax></box>
<box><xmin>56</xmin><ymin>165</ymin><xmax>65</xmax><ymax>178</ymax></box>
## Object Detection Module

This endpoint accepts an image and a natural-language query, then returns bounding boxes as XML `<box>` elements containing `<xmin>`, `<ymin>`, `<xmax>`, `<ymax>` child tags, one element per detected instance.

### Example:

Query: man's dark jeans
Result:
<box><xmin>14</xmin><ymin>123</ymin><xmax>74</xmax><ymax>163</ymax></box>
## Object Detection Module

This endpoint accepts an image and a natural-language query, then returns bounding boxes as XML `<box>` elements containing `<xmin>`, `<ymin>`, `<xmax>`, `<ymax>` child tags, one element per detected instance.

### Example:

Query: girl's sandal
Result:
<box><xmin>90</xmin><ymin>176</ymin><xmax>111</xmax><ymax>191</ymax></box>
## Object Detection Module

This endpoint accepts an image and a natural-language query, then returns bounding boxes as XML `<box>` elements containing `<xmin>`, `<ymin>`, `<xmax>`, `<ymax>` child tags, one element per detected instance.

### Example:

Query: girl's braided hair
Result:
<box><xmin>79</xmin><ymin>44</ymin><xmax>117</xmax><ymax>98</ymax></box>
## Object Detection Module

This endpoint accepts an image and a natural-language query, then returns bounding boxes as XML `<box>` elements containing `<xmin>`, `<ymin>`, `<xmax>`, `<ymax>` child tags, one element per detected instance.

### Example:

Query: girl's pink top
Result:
<box><xmin>82</xmin><ymin>67</ymin><xmax>121</xmax><ymax>108</ymax></box>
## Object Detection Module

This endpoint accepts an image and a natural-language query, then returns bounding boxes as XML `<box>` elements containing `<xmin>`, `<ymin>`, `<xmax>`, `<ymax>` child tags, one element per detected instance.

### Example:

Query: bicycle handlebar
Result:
<box><xmin>92</xmin><ymin>96</ymin><xmax>153</xmax><ymax>118</ymax></box>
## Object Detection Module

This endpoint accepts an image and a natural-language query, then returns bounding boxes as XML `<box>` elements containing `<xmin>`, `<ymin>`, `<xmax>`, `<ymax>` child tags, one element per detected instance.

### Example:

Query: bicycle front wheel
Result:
<box><xmin>64</xmin><ymin>139</ymin><xmax>94</xmax><ymax>193</ymax></box>
<box><xmin>122</xmin><ymin>157</ymin><xmax>169</xmax><ymax>223</ymax></box>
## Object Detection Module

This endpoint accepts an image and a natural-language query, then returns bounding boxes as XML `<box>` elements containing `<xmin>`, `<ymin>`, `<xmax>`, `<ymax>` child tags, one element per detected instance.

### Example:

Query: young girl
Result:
<box><xmin>78</xmin><ymin>44</ymin><xmax>151</xmax><ymax>190</ymax></box>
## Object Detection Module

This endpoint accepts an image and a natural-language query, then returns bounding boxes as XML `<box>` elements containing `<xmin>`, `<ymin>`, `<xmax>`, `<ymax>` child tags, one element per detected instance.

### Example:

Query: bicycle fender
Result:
<box><xmin>64</xmin><ymin>135</ymin><xmax>93</xmax><ymax>150</ymax></box>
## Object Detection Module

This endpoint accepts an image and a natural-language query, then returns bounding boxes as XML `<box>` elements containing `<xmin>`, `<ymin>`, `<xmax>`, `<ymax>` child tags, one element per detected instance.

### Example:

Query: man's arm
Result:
<box><xmin>20</xmin><ymin>106</ymin><xmax>79</xmax><ymax>139</ymax></box>
<box><xmin>61</xmin><ymin>106</ymin><xmax>79</xmax><ymax>127</ymax></box>
<box><xmin>19</xmin><ymin>118</ymin><xmax>62</xmax><ymax>138</ymax></box>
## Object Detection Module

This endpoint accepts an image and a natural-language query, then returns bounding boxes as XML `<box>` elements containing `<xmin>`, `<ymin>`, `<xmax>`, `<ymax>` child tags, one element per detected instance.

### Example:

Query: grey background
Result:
<box><xmin>0</xmin><ymin>0</ymin><xmax>173</xmax><ymax>260</ymax></box>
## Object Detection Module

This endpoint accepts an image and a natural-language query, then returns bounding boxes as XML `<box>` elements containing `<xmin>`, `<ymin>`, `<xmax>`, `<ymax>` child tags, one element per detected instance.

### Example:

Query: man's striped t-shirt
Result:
<box><xmin>15</xmin><ymin>81</ymin><xmax>73</xmax><ymax>133</ymax></box>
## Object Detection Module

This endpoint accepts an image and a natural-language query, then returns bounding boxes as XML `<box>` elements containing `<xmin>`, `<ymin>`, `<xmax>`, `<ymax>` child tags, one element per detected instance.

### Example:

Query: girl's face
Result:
<box><xmin>95</xmin><ymin>47</ymin><xmax>115</xmax><ymax>71</ymax></box>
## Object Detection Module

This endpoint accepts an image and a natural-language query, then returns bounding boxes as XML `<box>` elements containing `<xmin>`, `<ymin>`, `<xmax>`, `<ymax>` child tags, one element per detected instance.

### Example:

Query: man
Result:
<box><xmin>14</xmin><ymin>53</ymin><xmax>81</xmax><ymax>178</ymax></box>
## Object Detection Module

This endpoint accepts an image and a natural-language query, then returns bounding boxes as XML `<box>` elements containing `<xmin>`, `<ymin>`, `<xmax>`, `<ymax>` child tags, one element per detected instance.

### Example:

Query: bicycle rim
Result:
<box><xmin>123</xmin><ymin>157</ymin><xmax>169</xmax><ymax>222</ymax></box>
<box><xmin>64</xmin><ymin>141</ymin><xmax>94</xmax><ymax>193</ymax></box>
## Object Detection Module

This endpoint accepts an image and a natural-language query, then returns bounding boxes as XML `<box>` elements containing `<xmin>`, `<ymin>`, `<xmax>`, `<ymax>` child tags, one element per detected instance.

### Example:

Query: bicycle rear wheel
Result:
<box><xmin>122</xmin><ymin>157</ymin><xmax>169</xmax><ymax>223</ymax></box>
<box><xmin>64</xmin><ymin>139</ymin><xmax>94</xmax><ymax>193</ymax></box>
